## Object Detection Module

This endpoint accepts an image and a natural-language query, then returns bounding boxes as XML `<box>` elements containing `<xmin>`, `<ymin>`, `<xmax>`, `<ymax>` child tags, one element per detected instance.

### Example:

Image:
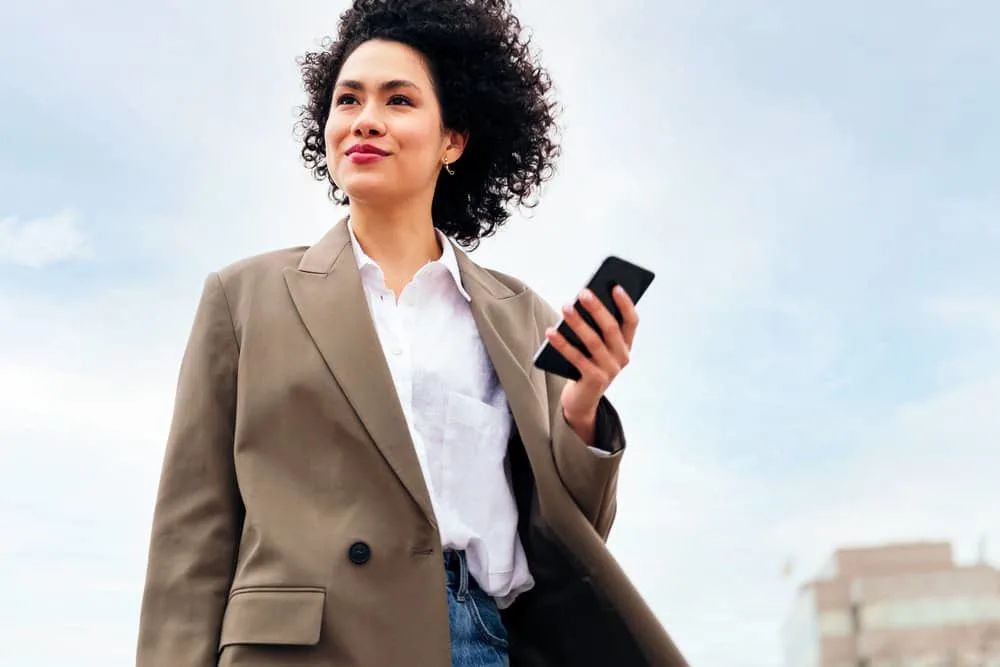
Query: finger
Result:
<box><xmin>577</xmin><ymin>289</ymin><xmax>630</xmax><ymax>365</ymax></box>
<box><xmin>560</xmin><ymin>302</ymin><xmax>620</xmax><ymax>374</ymax></box>
<box><xmin>611</xmin><ymin>286</ymin><xmax>640</xmax><ymax>348</ymax></box>
<box><xmin>545</xmin><ymin>327</ymin><xmax>608</xmax><ymax>387</ymax></box>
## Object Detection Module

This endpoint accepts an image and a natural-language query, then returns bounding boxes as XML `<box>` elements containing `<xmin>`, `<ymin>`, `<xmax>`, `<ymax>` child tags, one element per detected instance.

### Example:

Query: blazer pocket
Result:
<box><xmin>218</xmin><ymin>587</ymin><xmax>326</xmax><ymax>650</ymax></box>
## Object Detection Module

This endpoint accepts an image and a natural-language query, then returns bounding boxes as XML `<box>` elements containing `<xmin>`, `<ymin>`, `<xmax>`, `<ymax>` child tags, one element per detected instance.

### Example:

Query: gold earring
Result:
<box><xmin>443</xmin><ymin>157</ymin><xmax>455</xmax><ymax>176</ymax></box>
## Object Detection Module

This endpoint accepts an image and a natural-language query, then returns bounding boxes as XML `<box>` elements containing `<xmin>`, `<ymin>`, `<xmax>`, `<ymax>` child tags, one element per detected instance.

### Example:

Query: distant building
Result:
<box><xmin>783</xmin><ymin>541</ymin><xmax>1000</xmax><ymax>667</ymax></box>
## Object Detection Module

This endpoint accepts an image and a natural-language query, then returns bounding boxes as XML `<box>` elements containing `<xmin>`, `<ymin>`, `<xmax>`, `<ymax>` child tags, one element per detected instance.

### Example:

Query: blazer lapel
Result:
<box><xmin>454</xmin><ymin>248</ymin><xmax>552</xmax><ymax>461</ymax></box>
<box><xmin>283</xmin><ymin>219</ymin><xmax>436</xmax><ymax>529</ymax></box>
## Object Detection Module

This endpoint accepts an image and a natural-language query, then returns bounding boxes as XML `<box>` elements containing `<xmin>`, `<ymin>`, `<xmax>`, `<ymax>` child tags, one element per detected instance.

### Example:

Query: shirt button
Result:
<box><xmin>391</xmin><ymin>346</ymin><xmax>403</xmax><ymax>356</ymax></box>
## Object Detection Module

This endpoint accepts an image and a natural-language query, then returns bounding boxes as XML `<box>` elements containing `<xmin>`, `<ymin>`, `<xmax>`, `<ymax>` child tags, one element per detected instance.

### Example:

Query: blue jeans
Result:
<box><xmin>445</xmin><ymin>550</ymin><xmax>510</xmax><ymax>667</ymax></box>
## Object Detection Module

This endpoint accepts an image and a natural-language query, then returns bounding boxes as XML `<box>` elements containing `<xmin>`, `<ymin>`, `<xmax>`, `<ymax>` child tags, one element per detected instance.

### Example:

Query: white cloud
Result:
<box><xmin>0</xmin><ymin>210</ymin><xmax>91</xmax><ymax>268</ymax></box>
<box><xmin>772</xmin><ymin>366</ymin><xmax>1000</xmax><ymax>576</ymax></box>
<box><xmin>926</xmin><ymin>295</ymin><xmax>1000</xmax><ymax>335</ymax></box>
<box><xmin>0</xmin><ymin>622</ymin><xmax>138</xmax><ymax>667</ymax></box>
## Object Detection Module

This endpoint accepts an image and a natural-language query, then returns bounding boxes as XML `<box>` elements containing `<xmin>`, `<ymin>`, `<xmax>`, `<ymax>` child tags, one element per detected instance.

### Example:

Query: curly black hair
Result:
<box><xmin>295</xmin><ymin>0</ymin><xmax>561</xmax><ymax>248</ymax></box>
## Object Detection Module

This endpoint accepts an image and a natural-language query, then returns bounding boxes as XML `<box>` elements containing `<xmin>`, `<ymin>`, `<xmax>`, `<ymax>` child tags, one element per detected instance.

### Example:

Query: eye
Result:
<box><xmin>388</xmin><ymin>95</ymin><xmax>413</xmax><ymax>106</ymax></box>
<box><xmin>336</xmin><ymin>93</ymin><xmax>359</xmax><ymax>105</ymax></box>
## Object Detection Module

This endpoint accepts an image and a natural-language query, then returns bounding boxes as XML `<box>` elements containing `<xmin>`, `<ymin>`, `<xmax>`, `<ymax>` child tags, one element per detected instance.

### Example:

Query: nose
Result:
<box><xmin>351</xmin><ymin>102</ymin><xmax>386</xmax><ymax>139</ymax></box>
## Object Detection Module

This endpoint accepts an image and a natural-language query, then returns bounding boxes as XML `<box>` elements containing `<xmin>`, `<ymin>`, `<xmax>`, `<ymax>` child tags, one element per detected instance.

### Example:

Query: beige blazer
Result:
<box><xmin>136</xmin><ymin>219</ymin><xmax>688</xmax><ymax>666</ymax></box>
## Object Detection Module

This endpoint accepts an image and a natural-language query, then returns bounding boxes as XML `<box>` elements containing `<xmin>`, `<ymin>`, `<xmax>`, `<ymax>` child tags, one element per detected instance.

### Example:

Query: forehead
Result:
<box><xmin>338</xmin><ymin>39</ymin><xmax>433</xmax><ymax>86</ymax></box>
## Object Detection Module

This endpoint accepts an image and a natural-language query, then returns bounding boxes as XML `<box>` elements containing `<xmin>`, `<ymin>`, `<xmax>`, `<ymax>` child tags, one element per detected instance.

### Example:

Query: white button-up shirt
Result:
<box><xmin>347</xmin><ymin>221</ymin><xmax>534</xmax><ymax>607</ymax></box>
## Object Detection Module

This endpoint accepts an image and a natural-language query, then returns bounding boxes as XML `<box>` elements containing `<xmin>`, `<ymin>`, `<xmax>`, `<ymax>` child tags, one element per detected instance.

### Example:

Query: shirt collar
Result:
<box><xmin>346</xmin><ymin>217</ymin><xmax>471</xmax><ymax>302</ymax></box>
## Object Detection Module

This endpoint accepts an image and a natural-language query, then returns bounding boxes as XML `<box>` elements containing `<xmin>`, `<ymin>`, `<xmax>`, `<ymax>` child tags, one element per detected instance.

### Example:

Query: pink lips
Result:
<box><xmin>348</xmin><ymin>152</ymin><xmax>386</xmax><ymax>165</ymax></box>
<box><xmin>346</xmin><ymin>144</ymin><xmax>389</xmax><ymax>164</ymax></box>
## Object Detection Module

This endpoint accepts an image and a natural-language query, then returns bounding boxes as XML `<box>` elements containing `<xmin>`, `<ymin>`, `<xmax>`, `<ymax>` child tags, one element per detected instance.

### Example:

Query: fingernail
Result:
<box><xmin>579</xmin><ymin>289</ymin><xmax>593</xmax><ymax>302</ymax></box>
<box><xmin>562</xmin><ymin>304</ymin><xmax>574</xmax><ymax>316</ymax></box>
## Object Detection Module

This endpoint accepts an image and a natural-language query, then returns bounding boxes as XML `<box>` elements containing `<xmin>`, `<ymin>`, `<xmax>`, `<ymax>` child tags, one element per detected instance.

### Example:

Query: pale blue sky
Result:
<box><xmin>1</xmin><ymin>1</ymin><xmax>998</xmax><ymax>666</ymax></box>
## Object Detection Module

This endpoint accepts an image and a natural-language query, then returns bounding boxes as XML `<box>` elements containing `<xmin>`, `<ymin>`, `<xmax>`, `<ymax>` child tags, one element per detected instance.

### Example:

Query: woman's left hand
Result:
<box><xmin>544</xmin><ymin>286</ymin><xmax>640</xmax><ymax>446</ymax></box>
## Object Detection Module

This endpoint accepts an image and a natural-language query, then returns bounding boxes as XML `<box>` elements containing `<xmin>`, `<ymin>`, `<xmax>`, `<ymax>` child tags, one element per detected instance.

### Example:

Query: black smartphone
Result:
<box><xmin>532</xmin><ymin>256</ymin><xmax>655</xmax><ymax>381</ymax></box>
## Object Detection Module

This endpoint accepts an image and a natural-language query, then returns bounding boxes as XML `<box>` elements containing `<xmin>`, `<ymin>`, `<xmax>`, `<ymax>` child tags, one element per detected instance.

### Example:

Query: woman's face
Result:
<box><xmin>325</xmin><ymin>39</ymin><xmax>464</xmax><ymax>206</ymax></box>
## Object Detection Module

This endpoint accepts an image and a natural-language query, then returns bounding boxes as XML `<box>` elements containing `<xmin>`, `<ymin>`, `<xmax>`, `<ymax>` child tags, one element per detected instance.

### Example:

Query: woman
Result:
<box><xmin>136</xmin><ymin>0</ymin><xmax>687</xmax><ymax>665</ymax></box>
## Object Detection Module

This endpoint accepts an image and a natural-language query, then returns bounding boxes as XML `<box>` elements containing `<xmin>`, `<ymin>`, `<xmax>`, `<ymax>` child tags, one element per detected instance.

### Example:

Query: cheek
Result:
<box><xmin>324</xmin><ymin>117</ymin><xmax>348</xmax><ymax>174</ymax></box>
<box><xmin>396</xmin><ymin>123</ymin><xmax>448</xmax><ymax>162</ymax></box>
<box><xmin>323</xmin><ymin>119</ymin><xmax>340</xmax><ymax>153</ymax></box>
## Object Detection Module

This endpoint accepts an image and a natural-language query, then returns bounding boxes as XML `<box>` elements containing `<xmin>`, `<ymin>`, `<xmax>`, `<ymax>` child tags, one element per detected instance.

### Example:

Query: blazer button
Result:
<box><xmin>348</xmin><ymin>542</ymin><xmax>371</xmax><ymax>565</ymax></box>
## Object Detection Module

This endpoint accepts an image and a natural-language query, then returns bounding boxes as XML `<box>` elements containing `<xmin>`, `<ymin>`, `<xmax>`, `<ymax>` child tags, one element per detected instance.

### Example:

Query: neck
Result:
<box><xmin>348</xmin><ymin>199</ymin><xmax>443</xmax><ymax>297</ymax></box>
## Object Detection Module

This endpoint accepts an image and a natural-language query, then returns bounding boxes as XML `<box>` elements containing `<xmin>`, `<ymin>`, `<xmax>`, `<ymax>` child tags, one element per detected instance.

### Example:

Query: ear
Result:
<box><xmin>443</xmin><ymin>129</ymin><xmax>469</xmax><ymax>164</ymax></box>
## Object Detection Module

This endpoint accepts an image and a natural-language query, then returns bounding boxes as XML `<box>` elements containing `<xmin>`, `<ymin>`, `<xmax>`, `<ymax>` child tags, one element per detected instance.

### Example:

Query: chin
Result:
<box><xmin>338</xmin><ymin>174</ymin><xmax>394</xmax><ymax>202</ymax></box>
<box><xmin>342</xmin><ymin>186</ymin><xmax>394</xmax><ymax>203</ymax></box>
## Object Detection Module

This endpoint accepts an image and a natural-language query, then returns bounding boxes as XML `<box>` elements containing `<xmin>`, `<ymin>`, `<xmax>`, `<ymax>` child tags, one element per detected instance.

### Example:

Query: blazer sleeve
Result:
<box><xmin>534</xmin><ymin>297</ymin><xmax>624</xmax><ymax>540</ymax></box>
<box><xmin>136</xmin><ymin>273</ymin><xmax>244</xmax><ymax>666</ymax></box>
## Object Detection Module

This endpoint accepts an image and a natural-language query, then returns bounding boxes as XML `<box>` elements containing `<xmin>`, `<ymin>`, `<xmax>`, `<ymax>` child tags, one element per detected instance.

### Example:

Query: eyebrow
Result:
<box><xmin>335</xmin><ymin>79</ymin><xmax>422</xmax><ymax>93</ymax></box>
